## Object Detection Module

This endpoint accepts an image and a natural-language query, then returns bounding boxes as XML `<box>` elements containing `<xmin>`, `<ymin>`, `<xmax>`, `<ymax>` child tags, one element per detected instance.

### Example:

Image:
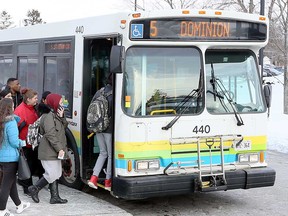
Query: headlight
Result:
<box><xmin>149</xmin><ymin>160</ymin><xmax>160</xmax><ymax>169</ymax></box>
<box><xmin>136</xmin><ymin>161</ymin><xmax>149</xmax><ymax>170</ymax></box>
<box><xmin>238</xmin><ymin>153</ymin><xmax>259</xmax><ymax>163</ymax></box>
<box><xmin>239</xmin><ymin>154</ymin><xmax>249</xmax><ymax>163</ymax></box>
<box><xmin>135</xmin><ymin>159</ymin><xmax>160</xmax><ymax>171</ymax></box>
<box><xmin>249</xmin><ymin>154</ymin><xmax>259</xmax><ymax>162</ymax></box>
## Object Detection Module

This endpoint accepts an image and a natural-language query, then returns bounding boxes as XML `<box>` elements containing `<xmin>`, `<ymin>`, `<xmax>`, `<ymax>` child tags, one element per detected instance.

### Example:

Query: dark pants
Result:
<box><xmin>18</xmin><ymin>147</ymin><xmax>45</xmax><ymax>190</ymax></box>
<box><xmin>0</xmin><ymin>162</ymin><xmax>21</xmax><ymax>210</ymax></box>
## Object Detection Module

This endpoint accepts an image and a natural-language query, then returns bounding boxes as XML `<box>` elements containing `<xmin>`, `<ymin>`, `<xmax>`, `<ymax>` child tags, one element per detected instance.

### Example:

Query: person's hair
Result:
<box><xmin>0</xmin><ymin>87</ymin><xmax>11</xmax><ymax>99</ymax></box>
<box><xmin>6</xmin><ymin>78</ymin><xmax>18</xmax><ymax>85</ymax></box>
<box><xmin>41</xmin><ymin>91</ymin><xmax>51</xmax><ymax>102</ymax></box>
<box><xmin>21</xmin><ymin>88</ymin><xmax>37</xmax><ymax>103</ymax></box>
<box><xmin>0</xmin><ymin>98</ymin><xmax>14</xmax><ymax>145</ymax></box>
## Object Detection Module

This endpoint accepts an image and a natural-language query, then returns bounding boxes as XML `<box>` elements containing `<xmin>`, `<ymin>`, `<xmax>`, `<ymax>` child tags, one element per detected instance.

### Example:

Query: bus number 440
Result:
<box><xmin>193</xmin><ymin>125</ymin><xmax>210</xmax><ymax>134</ymax></box>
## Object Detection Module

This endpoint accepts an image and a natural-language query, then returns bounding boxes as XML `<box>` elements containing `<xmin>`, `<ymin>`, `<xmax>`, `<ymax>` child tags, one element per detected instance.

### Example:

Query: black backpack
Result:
<box><xmin>87</xmin><ymin>87</ymin><xmax>112</xmax><ymax>133</ymax></box>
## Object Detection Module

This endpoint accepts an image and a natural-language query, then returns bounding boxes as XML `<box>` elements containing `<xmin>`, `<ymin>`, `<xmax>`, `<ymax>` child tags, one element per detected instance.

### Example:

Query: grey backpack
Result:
<box><xmin>87</xmin><ymin>87</ymin><xmax>112</xmax><ymax>133</ymax></box>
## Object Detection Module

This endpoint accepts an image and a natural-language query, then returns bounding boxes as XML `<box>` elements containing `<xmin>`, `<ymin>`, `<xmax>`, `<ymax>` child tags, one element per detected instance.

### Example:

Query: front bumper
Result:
<box><xmin>113</xmin><ymin>167</ymin><xmax>275</xmax><ymax>200</ymax></box>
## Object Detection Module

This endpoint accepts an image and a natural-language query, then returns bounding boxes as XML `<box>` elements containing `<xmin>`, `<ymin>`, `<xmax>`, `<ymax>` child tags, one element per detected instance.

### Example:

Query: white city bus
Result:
<box><xmin>0</xmin><ymin>9</ymin><xmax>275</xmax><ymax>199</ymax></box>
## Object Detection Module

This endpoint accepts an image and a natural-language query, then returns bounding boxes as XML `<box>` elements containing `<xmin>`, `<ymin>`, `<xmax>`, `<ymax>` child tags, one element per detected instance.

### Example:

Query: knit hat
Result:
<box><xmin>46</xmin><ymin>94</ymin><xmax>62</xmax><ymax>113</ymax></box>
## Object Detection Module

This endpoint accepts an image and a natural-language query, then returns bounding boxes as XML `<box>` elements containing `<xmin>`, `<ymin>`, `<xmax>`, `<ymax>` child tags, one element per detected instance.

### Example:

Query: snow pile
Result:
<box><xmin>266</xmin><ymin>74</ymin><xmax>288</xmax><ymax>153</ymax></box>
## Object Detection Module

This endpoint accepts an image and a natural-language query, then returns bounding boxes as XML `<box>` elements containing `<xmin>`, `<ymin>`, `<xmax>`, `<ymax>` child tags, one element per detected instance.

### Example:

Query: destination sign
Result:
<box><xmin>130</xmin><ymin>18</ymin><xmax>267</xmax><ymax>41</ymax></box>
<box><xmin>45</xmin><ymin>42</ymin><xmax>72</xmax><ymax>53</ymax></box>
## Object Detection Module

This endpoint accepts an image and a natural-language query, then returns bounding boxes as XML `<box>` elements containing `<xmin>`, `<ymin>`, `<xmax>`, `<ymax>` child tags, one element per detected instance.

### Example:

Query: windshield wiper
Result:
<box><xmin>210</xmin><ymin>62</ymin><xmax>217</xmax><ymax>101</ymax></box>
<box><xmin>209</xmin><ymin>62</ymin><xmax>244</xmax><ymax>126</ymax></box>
<box><xmin>162</xmin><ymin>88</ymin><xmax>203</xmax><ymax>130</ymax></box>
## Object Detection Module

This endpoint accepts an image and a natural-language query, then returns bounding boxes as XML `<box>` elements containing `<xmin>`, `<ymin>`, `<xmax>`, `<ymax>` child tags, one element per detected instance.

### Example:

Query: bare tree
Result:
<box><xmin>23</xmin><ymin>9</ymin><xmax>45</xmax><ymax>26</ymax></box>
<box><xmin>270</xmin><ymin>0</ymin><xmax>288</xmax><ymax>113</ymax></box>
<box><xmin>127</xmin><ymin>0</ymin><xmax>203</xmax><ymax>11</ymax></box>
<box><xmin>159</xmin><ymin>0</ymin><xmax>198</xmax><ymax>9</ymax></box>
<box><xmin>0</xmin><ymin>10</ymin><xmax>14</xmax><ymax>30</ymax></box>
<box><xmin>209</xmin><ymin>0</ymin><xmax>275</xmax><ymax>19</ymax></box>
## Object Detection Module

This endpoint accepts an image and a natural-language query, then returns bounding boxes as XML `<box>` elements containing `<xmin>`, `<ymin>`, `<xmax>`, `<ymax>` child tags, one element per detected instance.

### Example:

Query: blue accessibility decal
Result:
<box><xmin>131</xmin><ymin>24</ymin><xmax>144</xmax><ymax>38</ymax></box>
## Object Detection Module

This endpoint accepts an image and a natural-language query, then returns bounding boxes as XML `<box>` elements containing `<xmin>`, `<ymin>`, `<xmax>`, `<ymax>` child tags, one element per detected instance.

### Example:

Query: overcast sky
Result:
<box><xmin>1</xmin><ymin>0</ymin><xmax>129</xmax><ymax>26</ymax></box>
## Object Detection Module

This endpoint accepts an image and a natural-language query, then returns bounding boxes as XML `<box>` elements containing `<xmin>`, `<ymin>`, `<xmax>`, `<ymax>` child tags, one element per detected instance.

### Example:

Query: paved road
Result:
<box><xmin>6</xmin><ymin>183</ymin><xmax>132</xmax><ymax>216</ymax></box>
<box><xmin>86</xmin><ymin>150</ymin><xmax>287</xmax><ymax>216</ymax></box>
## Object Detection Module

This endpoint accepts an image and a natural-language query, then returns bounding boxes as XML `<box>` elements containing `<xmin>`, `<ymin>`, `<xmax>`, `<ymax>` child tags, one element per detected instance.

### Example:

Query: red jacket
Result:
<box><xmin>14</xmin><ymin>102</ymin><xmax>39</xmax><ymax>148</ymax></box>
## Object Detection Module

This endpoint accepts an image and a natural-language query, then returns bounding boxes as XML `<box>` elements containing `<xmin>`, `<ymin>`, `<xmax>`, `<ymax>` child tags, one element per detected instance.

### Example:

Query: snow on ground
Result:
<box><xmin>265</xmin><ymin>74</ymin><xmax>288</xmax><ymax>153</ymax></box>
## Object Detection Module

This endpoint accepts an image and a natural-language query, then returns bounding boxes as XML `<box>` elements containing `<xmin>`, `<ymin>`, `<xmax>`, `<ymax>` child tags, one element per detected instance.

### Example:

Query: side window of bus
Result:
<box><xmin>18</xmin><ymin>57</ymin><xmax>40</xmax><ymax>93</ymax></box>
<box><xmin>0</xmin><ymin>56</ymin><xmax>14</xmax><ymax>89</ymax></box>
<box><xmin>44</xmin><ymin>57</ymin><xmax>73</xmax><ymax>117</ymax></box>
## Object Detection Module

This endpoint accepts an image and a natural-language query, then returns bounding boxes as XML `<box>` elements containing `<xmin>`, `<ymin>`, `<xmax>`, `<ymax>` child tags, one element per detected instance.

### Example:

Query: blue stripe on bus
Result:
<box><xmin>115</xmin><ymin>154</ymin><xmax>237</xmax><ymax>169</ymax></box>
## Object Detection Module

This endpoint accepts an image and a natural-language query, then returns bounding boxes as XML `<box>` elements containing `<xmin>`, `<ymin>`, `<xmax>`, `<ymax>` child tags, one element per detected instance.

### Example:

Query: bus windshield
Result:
<box><xmin>124</xmin><ymin>47</ymin><xmax>203</xmax><ymax>116</ymax></box>
<box><xmin>205</xmin><ymin>50</ymin><xmax>265</xmax><ymax>113</ymax></box>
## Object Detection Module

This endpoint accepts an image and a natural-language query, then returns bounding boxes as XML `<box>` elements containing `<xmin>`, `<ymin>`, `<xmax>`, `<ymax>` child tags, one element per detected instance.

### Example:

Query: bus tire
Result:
<box><xmin>59</xmin><ymin>128</ymin><xmax>84</xmax><ymax>190</ymax></box>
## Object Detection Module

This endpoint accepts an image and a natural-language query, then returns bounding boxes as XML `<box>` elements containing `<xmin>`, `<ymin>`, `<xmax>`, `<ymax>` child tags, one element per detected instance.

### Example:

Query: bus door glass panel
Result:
<box><xmin>90</xmin><ymin>42</ymin><xmax>110</xmax><ymax>94</ymax></box>
<box><xmin>0</xmin><ymin>57</ymin><xmax>13</xmax><ymax>89</ymax></box>
<box><xmin>18</xmin><ymin>57</ymin><xmax>39</xmax><ymax>93</ymax></box>
<box><xmin>124</xmin><ymin>47</ymin><xmax>203</xmax><ymax>116</ymax></box>
<box><xmin>205</xmin><ymin>50</ymin><xmax>265</xmax><ymax>113</ymax></box>
<box><xmin>44</xmin><ymin>57</ymin><xmax>72</xmax><ymax>117</ymax></box>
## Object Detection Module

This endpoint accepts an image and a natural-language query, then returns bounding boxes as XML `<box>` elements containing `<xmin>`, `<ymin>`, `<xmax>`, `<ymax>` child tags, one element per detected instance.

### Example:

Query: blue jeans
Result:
<box><xmin>93</xmin><ymin>133</ymin><xmax>112</xmax><ymax>179</ymax></box>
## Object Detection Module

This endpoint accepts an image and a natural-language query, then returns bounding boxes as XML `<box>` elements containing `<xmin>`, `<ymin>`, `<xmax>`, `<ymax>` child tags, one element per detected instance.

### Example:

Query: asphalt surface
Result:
<box><xmin>6</xmin><ymin>183</ymin><xmax>132</xmax><ymax>216</ymax></box>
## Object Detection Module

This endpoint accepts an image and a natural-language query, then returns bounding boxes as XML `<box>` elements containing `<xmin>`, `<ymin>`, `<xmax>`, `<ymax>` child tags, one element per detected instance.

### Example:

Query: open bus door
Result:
<box><xmin>81</xmin><ymin>35</ymin><xmax>119</xmax><ymax>187</ymax></box>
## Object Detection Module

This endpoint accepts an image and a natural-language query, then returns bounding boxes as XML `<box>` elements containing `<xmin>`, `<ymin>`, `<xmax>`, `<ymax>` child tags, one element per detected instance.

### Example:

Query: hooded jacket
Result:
<box><xmin>0</xmin><ymin>115</ymin><xmax>25</xmax><ymax>162</ymax></box>
<box><xmin>38</xmin><ymin>104</ymin><xmax>68</xmax><ymax>160</ymax></box>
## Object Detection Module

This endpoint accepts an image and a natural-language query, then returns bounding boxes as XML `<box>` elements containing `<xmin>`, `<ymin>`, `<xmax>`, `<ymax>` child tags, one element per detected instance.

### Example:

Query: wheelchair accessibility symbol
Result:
<box><xmin>131</xmin><ymin>24</ymin><xmax>144</xmax><ymax>38</ymax></box>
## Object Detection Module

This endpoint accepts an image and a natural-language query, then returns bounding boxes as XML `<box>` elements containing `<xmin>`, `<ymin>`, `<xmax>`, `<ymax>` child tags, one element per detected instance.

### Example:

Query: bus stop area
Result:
<box><xmin>6</xmin><ymin>184</ymin><xmax>132</xmax><ymax>216</ymax></box>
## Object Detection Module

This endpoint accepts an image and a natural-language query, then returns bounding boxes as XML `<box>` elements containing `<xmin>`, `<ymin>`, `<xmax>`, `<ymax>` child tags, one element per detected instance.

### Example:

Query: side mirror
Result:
<box><xmin>110</xmin><ymin>45</ymin><xmax>124</xmax><ymax>73</ymax></box>
<box><xmin>263</xmin><ymin>83</ymin><xmax>272</xmax><ymax>108</ymax></box>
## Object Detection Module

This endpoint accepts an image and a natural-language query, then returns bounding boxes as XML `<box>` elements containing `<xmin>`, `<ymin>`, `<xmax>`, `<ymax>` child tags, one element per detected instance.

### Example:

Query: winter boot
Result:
<box><xmin>28</xmin><ymin>177</ymin><xmax>48</xmax><ymax>203</ymax></box>
<box><xmin>49</xmin><ymin>180</ymin><xmax>68</xmax><ymax>204</ymax></box>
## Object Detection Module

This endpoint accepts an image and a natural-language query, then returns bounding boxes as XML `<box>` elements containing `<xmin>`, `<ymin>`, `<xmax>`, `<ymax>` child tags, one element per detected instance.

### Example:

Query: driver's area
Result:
<box><xmin>205</xmin><ymin>50</ymin><xmax>265</xmax><ymax>114</ymax></box>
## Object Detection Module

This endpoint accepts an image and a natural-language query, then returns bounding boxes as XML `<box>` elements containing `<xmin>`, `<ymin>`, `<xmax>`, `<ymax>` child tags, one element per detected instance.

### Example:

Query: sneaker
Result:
<box><xmin>16</xmin><ymin>201</ymin><xmax>30</xmax><ymax>214</ymax></box>
<box><xmin>104</xmin><ymin>179</ymin><xmax>112</xmax><ymax>190</ymax></box>
<box><xmin>0</xmin><ymin>209</ymin><xmax>15</xmax><ymax>216</ymax></box>
<box><xmin>88</xmin><ymin>175</ymin><xmax>98</xmax><ymax>189</ymax></box>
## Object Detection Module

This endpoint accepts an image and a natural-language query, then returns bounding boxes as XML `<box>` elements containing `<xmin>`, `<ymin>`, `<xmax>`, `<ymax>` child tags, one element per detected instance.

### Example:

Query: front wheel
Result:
<box><xmin>59</xmin><ymin>129</ymin><xmax>84</xmax><ymax>190</ymax></box>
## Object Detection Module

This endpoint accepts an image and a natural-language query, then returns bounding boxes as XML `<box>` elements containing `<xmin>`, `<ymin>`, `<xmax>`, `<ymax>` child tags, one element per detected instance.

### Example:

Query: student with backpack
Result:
<box><xmin>88</xmin><ymin>74</ymin><xmax>113</xmax><ymax>190</ymax></box>
<box><xmin>28</xmin><ymin>93</ymin><xmax>68</xmax><ymax>204</ymax></box>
